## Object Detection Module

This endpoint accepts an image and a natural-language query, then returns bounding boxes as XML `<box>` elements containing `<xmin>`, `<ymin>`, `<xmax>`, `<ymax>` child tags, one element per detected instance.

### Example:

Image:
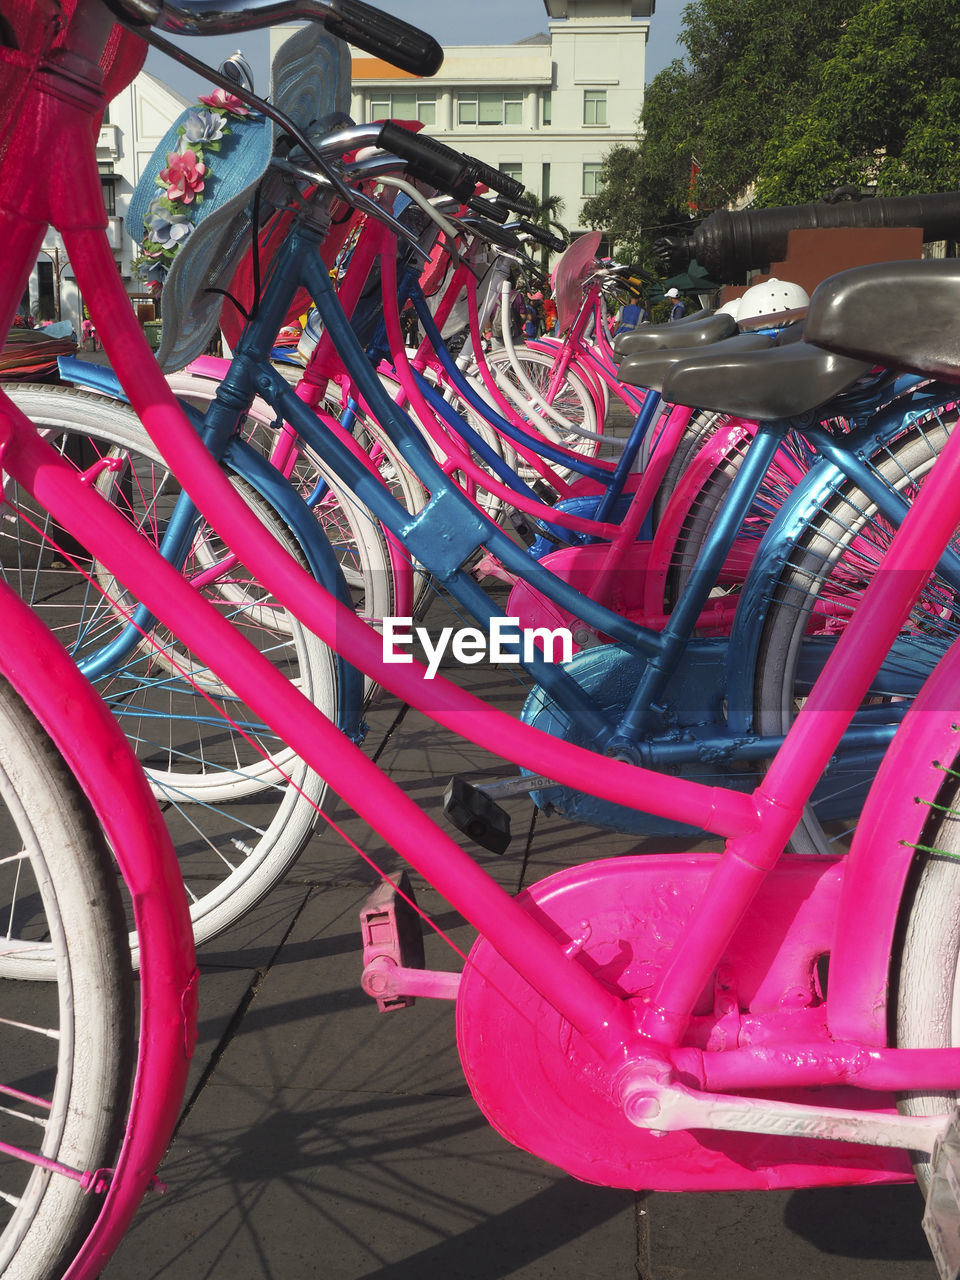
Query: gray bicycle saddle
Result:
<box><xmin>618</xmin><ymin>331</ymin><xmax>774</xmax><ymax>394</ymax></box>
<box><xmin>129</xmin><ymin>23</ymin><xmax>350</xmax><ymax>372</ymax></box>
<box><xmin>804</xmin><ymin>258</ymin><xmax>960</xmax><ymax>383</ymax></box>
<box><xmin>661</xmin><ymin>340</ymin><xmax>872</xmax><ymax>420</ymax></box>
<box><xmin>613</xmin><ymin>311</ymin><xmax>736</xmax><ymax>361</ymax></box>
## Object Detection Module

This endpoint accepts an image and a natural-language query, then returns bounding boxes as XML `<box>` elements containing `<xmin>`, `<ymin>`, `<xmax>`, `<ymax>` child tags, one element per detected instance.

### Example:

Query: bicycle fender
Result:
<box><xmin>0</xmin><ymin>583</ymin><xmax>196</xmax><ymax>1280</ymax></box>
<box><xmin>725</xmin><ymin>391</ymin><xmax>960</xmax><ymax>734</ymax></box>
<box><xmin>57</xmin><ymin>353</ymin><xmax>126</xmax><ymax>398</ymax></box>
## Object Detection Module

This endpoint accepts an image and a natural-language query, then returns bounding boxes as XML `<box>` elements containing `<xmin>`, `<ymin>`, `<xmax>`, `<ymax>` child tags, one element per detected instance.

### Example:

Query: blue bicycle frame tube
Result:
<box><xmin>590</xmin><ymin>388</ymin><xmax>661</xmax><ymax>524</ymax></box>
<box><xmin>408</xmin><ymin>285</ymin><xmax>613</xmax><ymax>485</ymax></box>
<box><xmin>608</xmin><ymin>423</ymin><xmax>789</xmax><ymax>749</ymax></box>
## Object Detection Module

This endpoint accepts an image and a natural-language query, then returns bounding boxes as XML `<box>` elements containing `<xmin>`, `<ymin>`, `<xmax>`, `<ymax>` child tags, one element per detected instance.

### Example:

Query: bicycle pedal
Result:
<box><xmin>359</xmin><ymin>871</ymin><xmax>426</xmax><ymax>1012</ymax></box>
<box><xmin>924</xmin><ymin>1110</ymin><xmax>960</xmax><ymax>1279</ymax></box>
<box><xmin>442</xmin><ymin>776</ymin><xmax>511</xmax><ymax>854</ymax></box>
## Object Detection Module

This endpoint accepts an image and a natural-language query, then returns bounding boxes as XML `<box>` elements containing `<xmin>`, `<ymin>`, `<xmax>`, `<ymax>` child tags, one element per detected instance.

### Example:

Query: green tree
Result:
<box><xmin>754</xmin><ymin>0</ymin><xmax>960</xmax><ymax>203</ymax></box>
<box><xmin>519</xmin><ymin>192</ymin><xmax>569</xmax><ymax>270</ymax></box>
<box><xmin>584</xmin><ymin>0</ymin><xmax>861</xmax><ymax>250</ymax></box>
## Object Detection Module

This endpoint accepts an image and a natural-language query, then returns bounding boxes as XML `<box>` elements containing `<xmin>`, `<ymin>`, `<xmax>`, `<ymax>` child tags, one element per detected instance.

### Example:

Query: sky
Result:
<box><xmin>144</xmin><ymin>0</ymin><xmax>687</xmax><ymax>102</ymax></box>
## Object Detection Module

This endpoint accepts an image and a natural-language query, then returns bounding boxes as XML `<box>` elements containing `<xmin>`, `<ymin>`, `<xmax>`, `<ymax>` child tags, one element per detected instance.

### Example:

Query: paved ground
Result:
<box><xmin>100</xmin><ymin>617</ymin><xmax>938</xmax><ymax>1280</ymax></box>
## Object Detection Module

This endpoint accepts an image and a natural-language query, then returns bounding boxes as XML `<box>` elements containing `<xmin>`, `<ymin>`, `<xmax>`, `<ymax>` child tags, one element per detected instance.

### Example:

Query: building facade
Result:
<box><xmin>24</xmin><ymin>72</ymin><xmax>187</xmax><ymax>337</ymax></box>
<box><xmin>271</xmin><ymin>0</ymin><xmax>653</xmax><ymax>250</ymax></box>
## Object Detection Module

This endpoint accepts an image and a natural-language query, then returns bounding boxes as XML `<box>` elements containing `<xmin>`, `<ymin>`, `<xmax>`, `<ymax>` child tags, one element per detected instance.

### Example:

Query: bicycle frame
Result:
<box><xmin>9</xmin><ymin>2</ymin><xmax>960</xmax><ymax>1268</ymax></box>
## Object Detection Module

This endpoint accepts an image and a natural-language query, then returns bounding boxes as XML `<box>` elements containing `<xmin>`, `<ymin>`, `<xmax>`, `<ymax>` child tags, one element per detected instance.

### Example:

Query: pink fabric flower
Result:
<box><xmin>198</xmin><ymin>88</ymin><xmax>250</xmax><ymax>116</ymax></box>
<box><xmin>158</xmin><ymin>149</ymin><xmax>206</xmax><ymax>204</ymax></box>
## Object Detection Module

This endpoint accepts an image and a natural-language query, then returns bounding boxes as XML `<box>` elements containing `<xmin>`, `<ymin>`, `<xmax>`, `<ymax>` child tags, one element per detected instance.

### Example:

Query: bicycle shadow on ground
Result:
<box><xmin>783</xmin><ymin>1184</ymin><xmax>930</xmax><ymax>1261</ymax></box>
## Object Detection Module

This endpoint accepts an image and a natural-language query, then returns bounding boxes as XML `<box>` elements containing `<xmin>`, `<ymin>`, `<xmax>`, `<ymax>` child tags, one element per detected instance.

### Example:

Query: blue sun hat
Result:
<box><xmin>128</xmin><ymin>23</ymin><xmax>351</xmax><ymax>371</ymax></box>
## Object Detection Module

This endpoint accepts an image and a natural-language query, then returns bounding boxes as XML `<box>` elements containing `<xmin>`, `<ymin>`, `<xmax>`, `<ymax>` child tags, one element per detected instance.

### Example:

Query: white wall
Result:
<box><xmin>270</xmin><ymin>0</ymin><xmax>649</xmax><ymax>251</ymax></box>
<box><xmin>26</xmin><ymin>72</ymin><xmax>187</xmax><ymax>335</ymax></box>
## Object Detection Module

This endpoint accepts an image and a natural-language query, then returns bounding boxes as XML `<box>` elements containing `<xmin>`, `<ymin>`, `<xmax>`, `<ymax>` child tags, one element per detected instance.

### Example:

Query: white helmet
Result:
<box><xmin>715</xmin><ymin>298</ymin><xmax>742</xmax><ymax>320</ymax></box>
<box><xmin>738</xmin><ymin>277</ymin><xmax>809</xmax><ymax>320</ymax></box>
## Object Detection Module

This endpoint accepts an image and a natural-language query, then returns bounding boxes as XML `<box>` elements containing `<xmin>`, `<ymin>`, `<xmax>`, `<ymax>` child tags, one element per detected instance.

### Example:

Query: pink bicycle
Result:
<box><xmin>6</xmin><ymin>5</ymin><xmax>960</xmax><ymax>1280</ymax></box>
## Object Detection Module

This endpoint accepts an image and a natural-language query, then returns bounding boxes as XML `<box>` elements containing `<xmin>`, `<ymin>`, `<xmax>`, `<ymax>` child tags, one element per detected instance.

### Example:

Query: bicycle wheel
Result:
<box><xmin>753</xmin><ymin>408</ymin><xmax>959</xmax><ymax>856</ymax></box>
<box><xmin>165</xmin><ymin>371</ymin><xmax>397</xmax><ymax>635</ymax></box>
<box><xmin>484</xmin><ymin>346</ymin><xmax>602</xmax><ymax>461</ymax></box>
<box><xmin>663</xmin><ymin>427</ymin><xmax>811</xmax><ymax>608</ymax></box>
<box><xmin>314</xmin><ymin>375</ymin><xmax>433</xmax><ymax>612</ymax></box>
<box><xmin>650</xmin><ymin>409</ymin><xmax>729</xmax><ymax>527</ymax></box>
<box><xmin>894</xmin><ymin>738</ymin><xmax>960</xmax><ymax>1189</ymax></box>
<box><xmin>2</xmin><ymin>384</ymin><xmax>337</xmax><ymax>962</ymax></box>
<box><xmin>0</xmin><ymin>673</ymin><xmax>133</xmax><ymax>1278</ymax></box>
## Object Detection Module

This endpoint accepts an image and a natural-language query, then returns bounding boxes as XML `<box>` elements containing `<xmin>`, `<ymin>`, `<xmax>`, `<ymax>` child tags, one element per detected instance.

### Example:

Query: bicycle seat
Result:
<box><xmin>617</xmin><ymin>331</ymin><xmax>774</xmax><ymax>393</ymax></box>
<box><xmin>661</xmin><ymin>340</ymin><xmax>872</xmax><ymax>419</ymax></box>
<box><xmin>804</xmin><ymin>258</ymin><xmax>960</xmax><ymax>383</ymax></box>
<box><xmin>613</xmin><ymin>311</ymin><xmax>736</xmax><ymax>360</ymax></box>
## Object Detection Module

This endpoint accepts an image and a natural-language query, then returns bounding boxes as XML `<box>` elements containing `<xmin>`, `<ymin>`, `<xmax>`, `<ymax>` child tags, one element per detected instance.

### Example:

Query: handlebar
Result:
<box><xmin>488</xmin><ymin>192</ymin><xmax>535</xmax><ymax>217</ymax></box>
<box><xmin>468</xmin><ymin>197</ymin><xmax>510</xmax><ymax>224</ymax></box>
<box><xmin>458</xmin><ymin>217</ymin><xmax>523</xmax><ymax>252</ymax></box>
<box><xmin>114</xmin><ymin>0</ymin><xmax>443</xmax><ymax>76</ymax></box>
<box><xmin>515</xmin><ymin>220</ymin><xmax>566</xmax><ymax>254</ymax></box>
<box><xmin>377</xmin><ymin>123</ymin><xmax>526</xmax><ymax>205</ymax></box>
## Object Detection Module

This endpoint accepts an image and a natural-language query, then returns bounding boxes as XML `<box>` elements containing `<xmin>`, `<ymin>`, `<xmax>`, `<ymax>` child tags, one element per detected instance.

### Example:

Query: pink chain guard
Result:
<box><xmin>456</xmin><ymin>855</ymin><xmax>911</xmax><ymax>1190</ymax></box>
<box><xmin>506</xmin><ymin>542</ymin><xmax>652</xmax><ymax>641</ymax></box>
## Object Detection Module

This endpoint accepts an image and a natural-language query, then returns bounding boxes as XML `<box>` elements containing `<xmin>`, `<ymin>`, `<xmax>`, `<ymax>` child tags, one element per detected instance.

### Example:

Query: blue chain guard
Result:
<box><xmin>520</xmin><ymin>638</ymin><xmax>754</xmax><ymax>835</ymax></box>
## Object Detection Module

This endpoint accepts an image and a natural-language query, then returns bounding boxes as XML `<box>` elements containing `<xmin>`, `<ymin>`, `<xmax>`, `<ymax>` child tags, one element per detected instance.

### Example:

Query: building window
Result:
<box><xmin>582</xmin><ymin>162</ymin><xmax>604</xmax><ymax>196</ymax></box>
<box><xmin>541</xmin><ymin>162</ymin><xmax>551</xmax><ymax>200</ymax></box>
<box><xmin>542</xmin><ymin>91</ymin><xmax>552</xmax><ymax>126</ymax></box>
<box><xmin>36</xmin><ymin>260</ymin><xmax>55</xmax><ymax>321</ymax></box>
<box><xmin>99</xmin><ymin>166</ymin><xmax>117</xmax><ymax>217</ymax></box>
<box><xmin>583</xmin><ymin>89</ymin><xmax>607</xmax><ymax>126</ymax></box>
<box><xmin>370</xmin><ymin>89</ymin><xmax>437</xmax><ymax>125</ymax></box>
<box><xmin>457</xmin><ymin>90</ymin><xmax>523</xmax><ymax>127</ymax></box>
<box><xmin>499</xmin><ymin>162</ymin><xmax>523</xmax><ymax>186</ymax></box>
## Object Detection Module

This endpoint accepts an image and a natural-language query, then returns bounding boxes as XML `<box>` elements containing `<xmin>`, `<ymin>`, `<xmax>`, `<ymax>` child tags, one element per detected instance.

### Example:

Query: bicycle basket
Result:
<box><xmin>127</xmin><ymin>22</ymin><xmax>350</xmax><ymax>372</ymax></box>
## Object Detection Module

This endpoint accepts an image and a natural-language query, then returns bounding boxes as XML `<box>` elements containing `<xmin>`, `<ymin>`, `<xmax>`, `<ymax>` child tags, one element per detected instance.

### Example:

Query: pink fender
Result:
<box><xmin>828</xmin><ymin>636</ymin><xmax>960</xmax><ymax>1044</ymax></box>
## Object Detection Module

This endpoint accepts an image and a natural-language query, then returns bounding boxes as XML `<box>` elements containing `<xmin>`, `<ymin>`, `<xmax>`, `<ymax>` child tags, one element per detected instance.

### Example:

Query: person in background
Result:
<box><xmin>522</xmin><ymin>296</ymin><xmax>540</xmax><ymax>340</ymax></box>
<box><xmin>614</xmin><ymin>296</ymin><xmax>648</xmax><ymax>335</ymax></box>
<box><xmin>541</xmin><ymin>293</ymin><xmax>558</xmax><ymax>336</ymax></box>
<box><xmin>665</xmin><ymin>287</ymin><xmax>687</xmax><ymax>322</ymax></box>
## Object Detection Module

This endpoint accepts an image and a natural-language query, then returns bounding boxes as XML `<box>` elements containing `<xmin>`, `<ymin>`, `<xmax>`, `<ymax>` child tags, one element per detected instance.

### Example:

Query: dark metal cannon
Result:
<box><xmin>657</xmin><ymin>191</ymin><xmax>960</xmax><ymax>283</ymax></box>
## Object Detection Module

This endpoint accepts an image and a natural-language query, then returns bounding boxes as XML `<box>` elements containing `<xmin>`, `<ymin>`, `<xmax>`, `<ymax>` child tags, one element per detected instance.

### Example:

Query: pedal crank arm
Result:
<box><xmin>622</xmin><ymin>1078</ymin><xmax>949</xmax><ymax>1153</ymax></box>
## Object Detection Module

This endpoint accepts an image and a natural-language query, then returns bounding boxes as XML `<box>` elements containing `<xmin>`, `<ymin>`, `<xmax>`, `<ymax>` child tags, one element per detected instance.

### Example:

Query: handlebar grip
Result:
<box><xmin>463</xmin><ymin>156</ymin><xmax>524</xmax><ymax>201</ymax></box>
<box><xmin>468</xmin><ymin>198</ymin><xmax>510</xmax><ymax>224</ymax></box>
<box><xmin>492</xmin><ymin>192</ymin><xmax>535</xmax><ymax>216</ymax></box>
<box><xmin>516</xmin><ymin>220</ymin><xmax>566</xmax><ymax>253</ymax></box>
<box><xmin>464</xmin><ymin>218</ymin><xmax>522</xmax><ymax>251</ymax></box>
<box><xmin>378</xmin><ymin>121</ymin><xmax>475</xmax><ymax>201</ymax></box>
<box><xmin>323</xmin><ymin>0</ymin><xmax>443</xmax><ymax>76</ymax></box>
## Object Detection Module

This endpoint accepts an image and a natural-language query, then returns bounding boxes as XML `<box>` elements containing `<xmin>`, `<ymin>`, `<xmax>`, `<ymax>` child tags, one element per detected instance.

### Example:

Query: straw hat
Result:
<box><xmin>128</xmin><ymin>24</ymin><xmax>351</xmax><ymax>371</ymax></box>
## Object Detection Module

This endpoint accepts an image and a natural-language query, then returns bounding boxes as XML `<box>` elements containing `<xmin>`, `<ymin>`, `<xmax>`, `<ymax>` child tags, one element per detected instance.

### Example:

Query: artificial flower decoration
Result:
<box><xmin>145</xmin><ymin>201</ymin><xmax>195</xmax><ymax>249</ymax></box>
<box><xmin>133</xmin><ymin>88</ymin><xmax>258</xmax><ymax>291</ymax></box>
<box><xmin>182</xmin><ymin>107</ymin><xmax>226</xmax><ymax>147</ymax></box>
<box><xmin>158</xmin><ymin>147</ymin><xmax>206</xmax><ymax>204</ymax></box>
<box><xmin>198</xmin><ymin>87</ymin><xmax>251</xmax><ymax>116</ymax></box>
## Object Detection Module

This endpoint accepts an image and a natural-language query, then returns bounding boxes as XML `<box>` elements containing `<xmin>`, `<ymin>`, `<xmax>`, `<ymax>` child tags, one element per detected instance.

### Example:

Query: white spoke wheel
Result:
<box><xmin>0</xmin><ymin>675</ymin><xmax>133</xmax><ymax>1278</ymax></box>
<box><xmin>2</xmin><ymin>385</ymin><xmax>338</xmax><ymax>968</ymax></box>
